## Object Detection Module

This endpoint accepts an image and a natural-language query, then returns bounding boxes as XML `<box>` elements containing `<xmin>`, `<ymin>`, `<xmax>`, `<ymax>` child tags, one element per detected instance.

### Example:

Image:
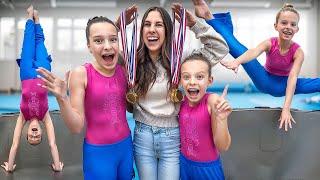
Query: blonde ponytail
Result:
<box><xmin>275</xmin><ymin>3</ymin><xmax>300</xmax><ymax>23</ymax></box>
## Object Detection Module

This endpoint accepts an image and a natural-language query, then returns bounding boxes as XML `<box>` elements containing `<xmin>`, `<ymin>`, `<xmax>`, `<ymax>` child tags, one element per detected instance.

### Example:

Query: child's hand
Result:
<box><xmin>220</xmin><ymin>60</ymin><xmax>240</xmax><ymax>73</ymax></box>
<box><xmin>1</xmin><ymin>162</ymin><xmax>16</xmax><ymax>172</ymax></box>
<box><xmin>115</xmin><ymin>4</ymin><xmax>138</xmax><ymax>28</ymax></box>
<box><xmin>191</xmin><ymin>0</ymin><xmax>213</xmax><ymax>20</ymax></box>
<box><xmin>172</xmin><ymin>3</ymin><xmax>196</xmax><ymax>27</ymax></box>
<box><xmin>279</xmin><ymin>108</ymin><xmax>296</xmax><ymax>131</ymax></box>
<box><xmin>215</xmin><ymin>85</ymin><xmax>232</xmax><ymax>121</ymax></box>
<box><xmin>51</xmin><ymin>162</ymin><xmax>64</xmax><ymax>172</ymax></box>
<box><xmin>36</xmin><ymin>67</ymin><xmax>68</xmax><ymax>101</ymax></box>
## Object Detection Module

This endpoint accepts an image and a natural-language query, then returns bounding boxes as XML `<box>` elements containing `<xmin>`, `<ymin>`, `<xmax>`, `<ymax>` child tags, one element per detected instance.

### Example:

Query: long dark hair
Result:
<box><xmin>135</xmin><ymin>7</ymin><xmax>173</xmax><ymax>97</ymax></box>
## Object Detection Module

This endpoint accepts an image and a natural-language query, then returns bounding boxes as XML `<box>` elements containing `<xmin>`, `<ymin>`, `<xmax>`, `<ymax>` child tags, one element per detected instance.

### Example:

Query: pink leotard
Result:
<box><xmin>84</xmin><ymin>63</ymin><xmax>130</xmax><ymax>145</ymax></box>
<box><xmin>20</xmin><ymin>78</ymin><xmax>48</xmax><ymax>121</ymax></box>
<box><xmin>265</xmin><ymin>37</ymin><xmax>300</xmax><ymax>76</ymax></box>
<box><xmin>179</xmin><ymin>93</ymin><xmax>219</xmax><ymax>162</ymax></box>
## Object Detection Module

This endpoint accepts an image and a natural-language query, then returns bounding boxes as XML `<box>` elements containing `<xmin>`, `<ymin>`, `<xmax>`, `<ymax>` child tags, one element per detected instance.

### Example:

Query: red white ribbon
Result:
<box><xmin>120</xmin><ymin>11</ymin><xmax>138</xmax><ymax>88</ymax></box>
<box><xmin>171</xmin><ymin>8</ymin><xmax>187</xmax><ymax>86</ymax></box>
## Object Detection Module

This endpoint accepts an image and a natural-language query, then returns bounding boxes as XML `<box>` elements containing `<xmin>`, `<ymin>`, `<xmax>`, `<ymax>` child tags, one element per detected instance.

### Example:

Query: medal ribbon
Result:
<box><xmin>171</xmin><ymin>8</ymin><xmax>187</xmax><ymax>86</ymax></box>
<box><xmin>120</xmin><ymin>11</ymin><xmax>138</xmax><ymax>88</ymax></box>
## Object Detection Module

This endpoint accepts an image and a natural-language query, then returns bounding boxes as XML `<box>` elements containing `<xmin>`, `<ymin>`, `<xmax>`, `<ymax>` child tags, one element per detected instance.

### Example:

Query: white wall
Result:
<box><xmin>317</xmin><ymin>0</ymin><xmax>320</xmax><ymax>73</ymax></box>
<box><xmin>0</xmin><ymin>3</ymin><xmax>318</xmax><ymax>90</ymax></box>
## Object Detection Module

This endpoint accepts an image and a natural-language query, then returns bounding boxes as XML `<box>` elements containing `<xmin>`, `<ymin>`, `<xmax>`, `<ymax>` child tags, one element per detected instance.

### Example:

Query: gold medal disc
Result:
<box><xmin>126</xmin><ymin>92</ymin><xmax>138</xmax><ymax>104</ymax></box>
<box><xmin>170</xmin><ymin>88</ymin><xmax>183</xmax><ymax>103</ymax></box>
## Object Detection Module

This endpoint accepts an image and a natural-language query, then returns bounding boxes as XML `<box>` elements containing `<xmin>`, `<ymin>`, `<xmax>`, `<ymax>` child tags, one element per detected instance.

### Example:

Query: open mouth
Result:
<box><xmin>283</xmin><ymin>31</ymin><xmax>292</xmax><ymax>35</ymax></box>
<box><xmin>147</xmin><ymin>36</ymin><xmax>159</xmax><ymax>43</ymax></box>
<box><xmin>187</xmin><ymin>88</ymin><xmax>200</xmax><ymax>97</ymax></box>
<box><xmin>102</xmin><ymin>54</ymin><xmax>114</xmax><ymax>62</ymax></box>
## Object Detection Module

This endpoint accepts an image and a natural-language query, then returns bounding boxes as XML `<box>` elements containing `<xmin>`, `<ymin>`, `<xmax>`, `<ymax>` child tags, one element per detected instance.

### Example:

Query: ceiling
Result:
<box><xmin>0</xmin><ymin>0</ymin><xmax>314</xmax><ymax>10</ymax></box>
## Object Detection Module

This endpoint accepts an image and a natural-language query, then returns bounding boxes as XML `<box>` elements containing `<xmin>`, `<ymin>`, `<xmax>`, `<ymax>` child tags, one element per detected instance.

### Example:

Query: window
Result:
<box><xmin>0</xmin><ymin>17</ymin><xmax>15</xmax><ymax>60</ymax></box>
<box><xmin>57</xmin><ymin>18</ymin><xmax>87</xmax><ymax>51</ymax></box>
<box><xmin>17</xmin><ymin>17</ymin><xmax>53</xmax><ymax>57</ymax></box>
<box><xmin>73</xmin><ymin>18</ymin><xmax>87</xmax><ymax>51</ymax></box>
<box><xmin>40</xmin><ymin>17</ymin><xmax>53</xmax><ymax>53</ymax></box>
<box><xmin>57</xmin><ymin>18</ymin><xmax>72</xmax><ymax>51</ymax></box>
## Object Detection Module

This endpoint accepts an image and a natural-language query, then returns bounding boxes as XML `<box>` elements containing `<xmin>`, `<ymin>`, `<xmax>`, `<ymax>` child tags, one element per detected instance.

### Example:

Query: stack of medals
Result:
<box><xmin>170</xmin><ymin>7</ymin><xmax>187</xmax><ymax>103</ymax></box>
<box><xmin>120</xmin><ymin>10</ymin><xmax>138</xmax><ymax>104</ymax></box>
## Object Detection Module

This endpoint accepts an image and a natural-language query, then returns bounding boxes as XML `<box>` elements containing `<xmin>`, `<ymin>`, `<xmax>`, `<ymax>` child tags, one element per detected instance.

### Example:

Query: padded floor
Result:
<box><xmin>0</xmin><ymin>111</ymin><xmax>83</xmax><ymax>180</ymax></box>
<box><xmin>1</xmin><ymin>109</ymin><xmax>320</xmax><ymax>179</ymax></box>
<box><xmin>223</xmin><ymin>108</ymin><xmax>320</xmax><ymax>180</ymax></box>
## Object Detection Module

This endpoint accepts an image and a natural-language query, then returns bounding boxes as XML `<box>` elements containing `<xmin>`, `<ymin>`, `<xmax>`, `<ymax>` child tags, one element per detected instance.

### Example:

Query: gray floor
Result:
<box><xmin>1</xmin><ymin>109</ymin><xmax>320</xmax><ymax>179</ymax></box>
<box><xmin>222</xmin><ymin>108</ymin><xmax>320</xmax><ymax>180</ymax></box>
<box><xmin>0</xmin><ymin>111</ymin><xmax>83</xmax><ymax>180</ymax></box>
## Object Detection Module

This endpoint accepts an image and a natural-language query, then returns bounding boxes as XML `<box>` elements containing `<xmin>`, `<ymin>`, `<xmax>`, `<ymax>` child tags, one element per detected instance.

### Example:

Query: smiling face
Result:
<box><xmin>142</xmin><ymin>10</ymin><xmax>166</xmax><ymax>59</ymax></box>
<box><xmin>274</xmin><ymin>11</ymin><xmax>299</xmax><ymax>41</ymax></box>
<box><xmin>180</xmin><ymin>59</ymin><xmax>213</xmax><ymax>107</ymax></box>
<box><xmin>27</xmin><ymin>119</ymin><xmax>42</xmax><ymax>145</ymax></box>
<box><xmin>87</xmin><ymin>22</ymin><xmax>119</xmax><ymax>75</ymax></box>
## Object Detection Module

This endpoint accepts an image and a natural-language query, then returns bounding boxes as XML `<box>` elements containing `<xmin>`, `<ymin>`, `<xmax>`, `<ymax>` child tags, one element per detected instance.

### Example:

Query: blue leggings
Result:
<box><xmin>180</xmin><ymin>154</ymin><xmax>225</xmax><ymax>180</ymax></box>
<box><xmin>17</xmin><ymin>19</ymin><xmax>51</xmax><ymax>81</ymax></box>
<box><xmin>206</xmin><ymin>13</ymin><xmax>320</xmax><ymax>97</ymax></box>
<box><xmin>83</xmin><ymin>135</ymin><xmax>134</xmax><ymax>180</ymax></box>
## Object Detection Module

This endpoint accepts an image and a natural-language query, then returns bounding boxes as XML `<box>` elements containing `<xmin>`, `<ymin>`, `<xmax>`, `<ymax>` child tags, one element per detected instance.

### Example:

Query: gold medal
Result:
<box><xmin>169</xmin><ymin>88</ymin><xmax>183</xmax><ymax>103</ymax></box>
<box><xmin>120</xmin><ymin>12</ymin><xmax>138</xmax><ymax>105</ymax></box>
<box><xmin>126</xmin><ymin>91</ymin><xmax>138</xmax><ymax>104</ymax></box>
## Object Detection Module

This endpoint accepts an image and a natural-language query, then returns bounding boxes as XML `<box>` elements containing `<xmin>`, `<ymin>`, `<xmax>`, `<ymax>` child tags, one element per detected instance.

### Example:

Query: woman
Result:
<box><xmin>121</xmin><ymin>4</ymin><xmax>228</xmax><ymax>180</ymax></box>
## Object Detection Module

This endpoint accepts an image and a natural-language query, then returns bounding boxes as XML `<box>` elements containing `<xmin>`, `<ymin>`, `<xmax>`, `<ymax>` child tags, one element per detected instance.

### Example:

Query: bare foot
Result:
<box><xmin>33</xmin><ymin>10</ymin><xmax>39</xmax><ymax>23</ymax></box>
<box><xmin>27</xmin><ymin>5</ymin><xmax>34</xmax><ymax>19</ymax></box>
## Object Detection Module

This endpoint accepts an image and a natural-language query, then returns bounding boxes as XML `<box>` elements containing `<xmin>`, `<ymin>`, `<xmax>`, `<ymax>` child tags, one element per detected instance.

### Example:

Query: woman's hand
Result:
<box><xmin>192</xmin><ymin>0</ymin><xmax>213</xmax><ymax>20</ymax></box>
<box><xmin>115</xmin><ymin>4</ymin><xmax>138</xmax><ymax>28</ymax></box>
<box><xmin>172</xmin><ymin>3</ymin><xmax>196</xmax><ymax>28</ymax></box>
<box><xmin>220</xmin><ymin>60</ymin><xmax>240</xmax><ymax>73</ymax></box>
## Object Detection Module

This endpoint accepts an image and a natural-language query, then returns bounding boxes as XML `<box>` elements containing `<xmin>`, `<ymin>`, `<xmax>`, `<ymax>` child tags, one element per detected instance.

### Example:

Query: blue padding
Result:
<box><xmin>207</xmin><ymin>82</ymin><xmax>258</xmax><ymax>93</ymax></box>
<box><xmin>206</xmin><ymin>13</ymin><xmax>320</xmax><ymax>97</ymax></box>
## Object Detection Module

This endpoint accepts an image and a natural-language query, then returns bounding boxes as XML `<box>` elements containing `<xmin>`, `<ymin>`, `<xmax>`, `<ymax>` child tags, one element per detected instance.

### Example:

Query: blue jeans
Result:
<box><xmin>134</xmin><ymin>121</ymin><xmax>180</xmax><ymax>180</ymax></box>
